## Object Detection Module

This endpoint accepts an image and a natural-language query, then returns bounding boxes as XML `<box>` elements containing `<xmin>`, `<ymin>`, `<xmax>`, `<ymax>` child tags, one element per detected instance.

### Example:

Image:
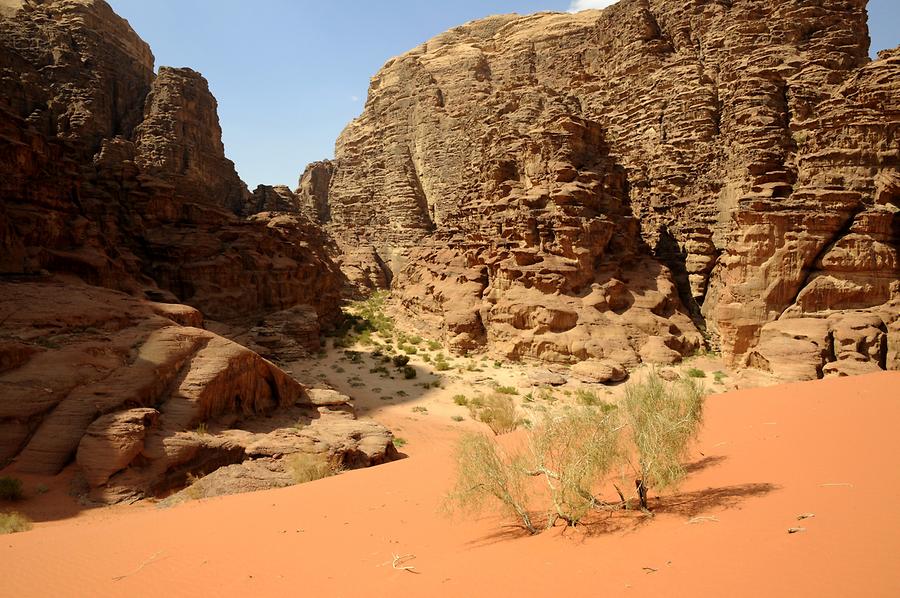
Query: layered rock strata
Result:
<box><xmin>307</xmin><ymin>0</ymin><xmax>898</xmax><ymax>377</ymax></box>
<box><xmin>0</xmin><ymin>281</ymin><xmax>396</xmax><ymax>503</ymax></box>
<box><xmin>0</xmin><ymin>0</ymin><xmax>344</xmax><ymax>324</ymax></box>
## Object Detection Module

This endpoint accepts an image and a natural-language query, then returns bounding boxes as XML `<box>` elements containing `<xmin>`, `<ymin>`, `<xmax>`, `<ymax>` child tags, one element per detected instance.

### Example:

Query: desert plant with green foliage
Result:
<box><xmin>527</xmin><ymin>407</ymin><xmax>623</xmax><ymax>526</ymax></box>
<box><xmin>713</xmin><ymin>370</ymin><xmax>727</xmax><ymax>384</ymax></box>
<box><xmin>286</xmin><ymin>453</ymin><xmax>341</xmax><ymax>484</ymax></box>
<box><xmin>392</xmin><ymin>354</ymin><xmax>410</xmax><ymax>368</ymax></box>
<box><xmin>453</xmin><ymin>394</ymin><xmax>469</xmax><ymax>406</ymax></box>
<box><xmin>447</xmin><ymin>372</ymin><xmax>707</xmax><ymax>532</ymax></box>
<box><xmin>494</xmin><ymin>385</ymin><xmax>518</xmax><ymax>395</ymax></box>
<box><xmin>685</xmin><ymin>367</ymin><xmax>706</xmax><ymax>378</ymax></box>
<box><xmin>622</xmin><ymin>373</ymin><xmax>705</xmax><ymax>510</ymax></box>
<box><xmin>393</xmin><ymin>437</ymin><xmax>407</xmax><ymax>448</ymax></box>
<box><xmin>412</xmin><ymin>405</ymin><xmax>428</xmax><ymax>414</ymax></box>
<box><xmin>575</xmin><ymin>389</ymin><xmax>617</xmax><ymax>412</ymax></box>
<box><xmin>445</xmin><ymin>433</ymin><xmax>537</xmax><ymax>533</ymax></box>
<box><xmin>427</xmin><ymin>340</ymin><xmax>442</xmax><ymax>351</ymax></box>
<box><xmin>473</xmin><ymin>393</ymin><xmax>519</xmax><ymax>435</ymax></box>
<box><xmin>451</xmin><ymin>415</ymin><xmax>465</xmax><ymax>422</ymax></box>
<box><xmin>0</xmin><ymin>477</ymin><xmax>24</xmax><ymax>501</ymax></box>
<box><xmin>403</xmin><ymin>365</ymin><xmax>417</xmax><ymax>379</ymax></box>
<box><xmin>0</xmin><ymin>512</ymin><xmax>32</xmax><ymax>534</ymax></box>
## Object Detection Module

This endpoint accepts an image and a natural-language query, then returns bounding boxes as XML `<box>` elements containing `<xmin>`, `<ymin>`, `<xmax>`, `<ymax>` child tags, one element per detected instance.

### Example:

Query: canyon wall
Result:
<box><xmin>0</xmin><ymin>0</ymin><xmax>390</xmax><ymax>501</ymax></box>
<box><xmin>309</xmin><ymin>0</ymin><xmax>899</xmax><ymax>377</ymax></box>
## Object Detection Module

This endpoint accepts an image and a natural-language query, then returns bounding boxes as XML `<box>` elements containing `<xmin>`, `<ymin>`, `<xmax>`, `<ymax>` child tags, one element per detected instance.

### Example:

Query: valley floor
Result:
<box><xmin>1</xmin><ymin>368</ymin><xmax>898</xmax><ymax>597</ymax></box>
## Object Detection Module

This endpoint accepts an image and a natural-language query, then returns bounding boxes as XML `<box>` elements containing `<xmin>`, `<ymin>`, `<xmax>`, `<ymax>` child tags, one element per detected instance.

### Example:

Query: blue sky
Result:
<box><xmin>108</xmin><ymin>0</ymin><xmax>899</xmax><ymax>189</ymax></box>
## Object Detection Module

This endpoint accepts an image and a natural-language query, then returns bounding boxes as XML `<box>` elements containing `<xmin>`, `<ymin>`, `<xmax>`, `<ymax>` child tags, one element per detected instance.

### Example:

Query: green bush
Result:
<box><xmin>0</xmin><ymin>477</ymin><xmax>24</xmax><ymax>501</ymax></box>
<box><xmin>475</xmin><ymin>394</ymin><xmax>519</xmax><ymax>435</ymax></box>
<box><xmin>446</xmin><ymin>372</ymin><xmax>707</xmax><ymax>532</ymax></box>
<box><xmin>392</xmin><ymin>355</ymin><xmax>410</xmax><ymax>368</ymax></box>
<box><xmin>575</xmin><ymin>389</ymin><xmax>617</xmax><ymax>412</ymax></box>
<box><xmin>0</xmin><ymin>512</ymin><xmax>32</xmax><ymax>534</ymax></box>
<box><xmin>623</xmin><ymin>373</ymin><xmax>705</xmax><ymax>509</ymax></box>
<box><xmin>494</xmin><ymin>385</ymin><xmax>518</xmax><ymax>395</ymax></box>
<box><xmin>427</xmin><ymin>340</ymin><xmax>442</xmax><ymax>351</ymax></box>
<box><xmin>435</xmin><ymin>359</ymin><xmax>451</xmax><ymax>371</ymax></box>
<box><xmin>685</xmin><ymin>367</ymin><xmax>706</xmax><ymax>378</ymax></box>
<box><xmin>453</xmin><ymin>394</ymin><xmax>469</xmax><ymax>406</ymax></box>
<box><xmin>403</xmin><ymin>365</ymin><xmax>417</xmax><ymax>379</ymax></box>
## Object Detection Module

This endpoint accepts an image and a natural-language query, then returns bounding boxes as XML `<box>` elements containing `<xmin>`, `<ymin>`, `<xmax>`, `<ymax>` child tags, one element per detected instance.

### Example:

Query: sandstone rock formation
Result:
<box><xmin>0</xmin><ymin>280</ymin><xmax>396</xmax><ymax>503</ymax></box>
<box><xmin>305</xmin><ymin>0</ymin><xmax>898</xmax><ymax>378</ymax></box>
<box><xmin>0</xmin><ymin>0</ymin><xmax>344</xmax><ymax>323</ymax></box>
<box><xmin>0</xmin><ymin>0</ymin><xmax>394</xmax><ymax>502</ymax></box>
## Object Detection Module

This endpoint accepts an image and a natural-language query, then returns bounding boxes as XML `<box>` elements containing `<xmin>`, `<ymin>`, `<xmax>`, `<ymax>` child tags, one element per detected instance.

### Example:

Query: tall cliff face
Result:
<box><xmin>0</xmin><ymin>0</ymin><xmax>343</xmax><ymax>323</ymax></box>
<box><xmin>0</xmin><ymin>0</ymin><xmax>380</xmax><ymax>501</ymax></box>
<box><xmin>314</xmin><ymin>0</ymin><xmax>898</xmax><ymax>376</ymax></box>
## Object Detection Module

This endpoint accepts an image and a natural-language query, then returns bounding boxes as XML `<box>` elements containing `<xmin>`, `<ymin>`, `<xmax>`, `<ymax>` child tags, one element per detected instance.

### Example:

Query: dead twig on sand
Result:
<box><xmin>820</xmin><ymin>483</ymin><xmax>853</xmax><ymax>488</ymax></box>
<box><xmin>643</xmin><ymin>567</ymin><xmax>658</xmax><ymax>574</ymax></box>
<box><xmin>797</xmin><ymin>513</ymin><xmax>815</xmax><ymax>520</ymax></box>
<box><xmin>687</xmin><ymin>515</ymin><xmax>719</xmax><ymax>524</ymax></box>
<box><xmin>112</xmin><ymin>551</ymin><xmax>165</xmax><ymax>582</ymax></box>
<box><xmin>392</xmin><ymin>553</ymin><xmax>420</xmax><ymax>574</ymax></box>
<box><xmin>787</xmin><ymin>527</ymin><xmax>806</xmax><ymax>534</ymax></box>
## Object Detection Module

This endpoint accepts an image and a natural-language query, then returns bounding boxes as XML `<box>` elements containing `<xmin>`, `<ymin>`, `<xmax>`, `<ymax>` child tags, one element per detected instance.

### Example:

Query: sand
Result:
<box><xmin>2</xmin><ymin>368</ymin><xmax>899</xmax><ymax>596</ymax></box>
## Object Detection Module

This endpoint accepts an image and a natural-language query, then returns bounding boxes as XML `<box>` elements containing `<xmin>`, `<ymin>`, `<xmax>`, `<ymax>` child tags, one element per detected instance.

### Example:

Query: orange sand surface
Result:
<box><xmin>2</xmin><ymin>372</ymin><xmax>899</xmax><ymax>597</ymax></box>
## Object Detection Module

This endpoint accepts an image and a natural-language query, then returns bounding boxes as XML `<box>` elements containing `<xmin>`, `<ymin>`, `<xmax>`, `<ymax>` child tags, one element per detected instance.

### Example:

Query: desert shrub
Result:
<box><xmin>527</xmin><ymin>407</ymin><xmax>623</xmax><ymax>525</ymax></box>
<box><xmin>452</xmin><ymin>394</ymin><xmax>469</xmax><ymax>406</ymax></box>
<box><xmin>403</xmin><ymin>365</ymin><xmax>417</xmax><ymax>379</ymax></box>
<box><xmin>575</xmin><ymin>389</ymin><xmax>617</xmax><ymax>412</ymax></box>
<box><xmin>445</xmin><ymin>433</ymin><xmax>537</xmax><ymax>533</ymax></box>
<box><xmin>392</xmin><ymin>354</ymin><xmax>410</xmax><ymax>368</ymax></box>
<box><xmin>408</xmin><ymin>335</ymin><xmax>423</xmax><ymax>345</ymax></box>
<box><xmin>435</xmin><ymin>359</ymin><xmax>451</xmax><ymax>371</ymax></box>
<box><xmin>447</xmin><ymin>372</ymin><xmax>707</xmax><ymax>533</ymax></box>
<box><xmin>393</xmin><ymin>437</ymin><xmax>408</xmax><ymax>448</ymax></box>
<box><xmin>427</xmin><ymin>340</ymin><xmax>442</xmax><ymax>351</ymax></box>
<box><xmin>475</xmin><ymin>393</ymin><xmax>519</xmax><ymax>435</ymax></box>
<box><xmin>623</xmin><ymin>372</ymin><xmax>705</xmax><ymax>509</ymax></box>
<box><xmin>411</xmin><ymin>406</ymin><xmax>428</xmax><ymax>414</ymax></box>
<box><xmin>685</xmin><ymin>367</ymin><xmax>706</xmax><ymax>378</ymax></box>
<box><xmin>422</xmin><ymin>353</ymin><xmax>432</xmax><ymax>363</ymax></box>
<box><xmin>0</xmin><ymin>477</ymin><xmax>24</xmax><ymax>501</ymax></box>
<box><xmin>399</xmin><ymin>344</ymin><xmax>417</xmax><ymax>355</ymax></box>
<box><xmin>0</xmin><ymin>512</ymin><xmax>32</xmax><ymax>534</ymax></box>
<box><xmin>713</xmin><ymin>370</ymin><xmax>727</xmax><ymax>384</ymax></box>
<box><xmin>451</xmin><ymin>415</ymin><xmax>465</xmax><ymax>422</ymax></box>
<box><xmin>495</xmin><ymin>385</ymin><xmax>518</xmax><ymax>395</ymax></box>
<box><xmin>286</xmin><ymin>453</ymin><xmax>341</xmax><ymax>484</ymax></box>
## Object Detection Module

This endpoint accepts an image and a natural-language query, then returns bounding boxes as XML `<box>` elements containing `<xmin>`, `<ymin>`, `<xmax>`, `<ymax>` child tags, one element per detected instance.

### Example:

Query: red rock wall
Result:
<box><xmin>314</xmin><ymin>0</ymin><xmax>898</xmax><ymax>375</ymax></box>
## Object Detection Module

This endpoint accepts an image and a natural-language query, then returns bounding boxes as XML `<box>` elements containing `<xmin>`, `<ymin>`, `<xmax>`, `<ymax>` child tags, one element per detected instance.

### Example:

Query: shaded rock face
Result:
<box><xmin>0</xmin><ymin>0</ymin><xmax>344</xmax><ymax>324</ymax></box>
<box><xmin>311</xmin><ymin>0</ymin><xmax>898</xmax><ymax>376</ymax></box>
<box><xmin>246</xmin><ymin>184</ymin><xmax>301</xmax><ymax>215</ymax></box>
<box><xmin>0</xmin><ymin>281</ymin><xmax>396</xmax><ymax>504</ymax></box>
<box><xmin>134</xmin><ymin>67</ymin><xmax>249</xmax><ymax>214</ymax></box>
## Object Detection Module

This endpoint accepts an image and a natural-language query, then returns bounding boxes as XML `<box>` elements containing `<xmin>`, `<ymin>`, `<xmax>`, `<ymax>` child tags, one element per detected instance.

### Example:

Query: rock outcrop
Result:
<box><xmin>0</xmin><ymin>0</ymin><xmax>344</xmax><ymax>323</ymax></box>
<box><xmin>0</xmin><ymin>281</ymin><xmax>396</xmax><ymax>503</ymax></box>
<box><xmin>0</xmin><ymin>0</ymin><xmax>390</xmax><ymax>501</ymax></box>
<box><xmin>306</xmin><ymin>0</ymin><xmax>898</xmax><ymax>377</ymax></box>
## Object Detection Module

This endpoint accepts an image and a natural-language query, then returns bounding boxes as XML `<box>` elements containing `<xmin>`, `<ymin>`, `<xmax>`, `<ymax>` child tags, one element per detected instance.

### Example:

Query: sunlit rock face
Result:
<box><xmin>309</xmin><ymin>0</ymin><xmax>898</xmax><ymax>377</ymax></box>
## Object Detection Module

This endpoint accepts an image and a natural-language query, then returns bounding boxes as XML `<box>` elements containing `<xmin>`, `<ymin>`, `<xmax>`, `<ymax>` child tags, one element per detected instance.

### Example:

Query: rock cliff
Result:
<box><xmin>0</xmin><ymin>0</ymin><xmax>390</xmax><ymax>501</ymax></box>
<box><xmin>310</xmin><ymin>0</ymin><xmax>899</xmax><ymax>376</ymax></box>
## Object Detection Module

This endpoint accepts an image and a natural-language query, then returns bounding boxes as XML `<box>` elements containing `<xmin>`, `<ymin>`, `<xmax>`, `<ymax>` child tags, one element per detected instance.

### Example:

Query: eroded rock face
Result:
<box><xmin>0</xmin><ymin>0</ymin><xmax>345</xmax><ymax>324</ymax></box>
<box><xmin>134</xmin><ymin>67</ymin><xmax>249</xmax><ymax>213</ymax></box>
<box><xmin>310</xmin><ymin>0</ymin><xmax>898</xmax><ymax>377</ymax></box>
<box><xmin>0</xmin><ymin>281</ymin><xmax>396</xmax><ymax>503</ymax></box>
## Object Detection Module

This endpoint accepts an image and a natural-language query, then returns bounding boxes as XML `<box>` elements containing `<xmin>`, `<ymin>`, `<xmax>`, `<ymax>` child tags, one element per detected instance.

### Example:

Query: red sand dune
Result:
<box><xmin>2</xmin><ymin>372</ymin><xmax>899</xmax><ymax>597</ymax></box>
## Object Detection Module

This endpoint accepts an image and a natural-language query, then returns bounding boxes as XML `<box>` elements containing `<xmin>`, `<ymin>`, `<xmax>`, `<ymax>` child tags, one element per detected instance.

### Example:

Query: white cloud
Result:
<box><xmin>568</xmin><ymin>0</ymin><xmax>617</xmax><ymax>12</ymax></box>
<box><xmin>350</xmin><ymin>95</ymin><xmax>360</xmax><ymax>102</ymax></box>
